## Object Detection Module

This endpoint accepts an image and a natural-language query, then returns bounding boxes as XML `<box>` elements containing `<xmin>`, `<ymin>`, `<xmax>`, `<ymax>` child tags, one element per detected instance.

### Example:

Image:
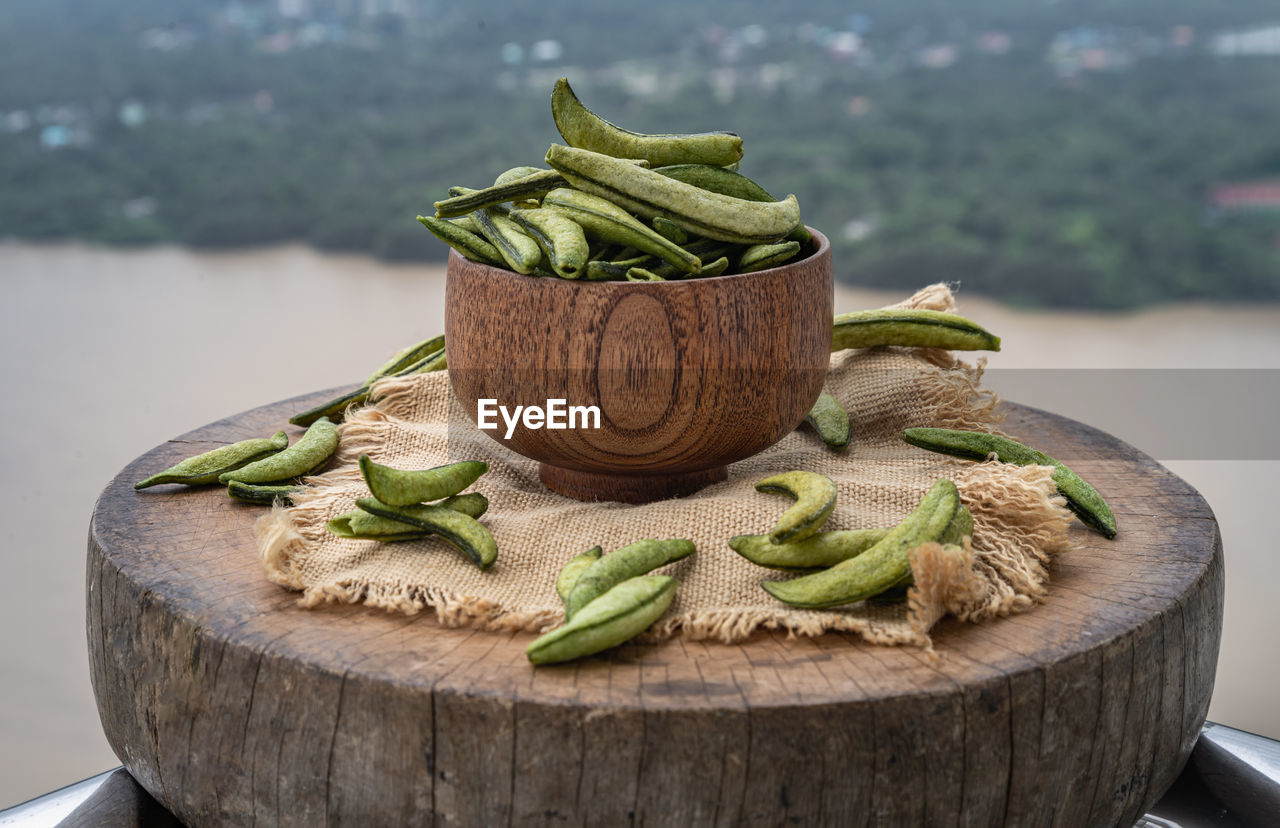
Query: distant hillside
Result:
<box><xmin>2</xmin><ymin>0</ymin><xmax>1279</xmax><ymax>307</ymax></box>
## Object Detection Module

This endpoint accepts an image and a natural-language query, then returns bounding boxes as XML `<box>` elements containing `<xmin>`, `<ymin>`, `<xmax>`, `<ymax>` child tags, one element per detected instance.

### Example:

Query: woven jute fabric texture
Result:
<box><xmin>257</xmin><ymin>284</ymin><xmax>1073</xmax><ymax>649</ymax></box>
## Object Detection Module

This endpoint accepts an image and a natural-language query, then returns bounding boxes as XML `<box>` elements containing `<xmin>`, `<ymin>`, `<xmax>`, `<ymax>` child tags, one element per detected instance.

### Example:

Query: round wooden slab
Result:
<box><xmin>88</xmin><ymin>392</ymin><xmax>1223</xmax><ymax>827</ymax></box>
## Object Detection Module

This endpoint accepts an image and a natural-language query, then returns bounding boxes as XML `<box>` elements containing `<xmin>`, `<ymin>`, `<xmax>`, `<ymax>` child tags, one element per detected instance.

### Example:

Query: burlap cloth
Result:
<box><xmin>257</xmin><ymin>284</ymin><xmax>1074</xmax><ymax>649</ymax></box>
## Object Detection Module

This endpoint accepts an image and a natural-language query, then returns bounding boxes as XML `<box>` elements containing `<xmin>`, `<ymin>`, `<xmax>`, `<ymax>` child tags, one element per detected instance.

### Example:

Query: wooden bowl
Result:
<box><xmin>445</xmin><ymin>228</ymin><xmax>833</xmax><ymax>502</ymax></box>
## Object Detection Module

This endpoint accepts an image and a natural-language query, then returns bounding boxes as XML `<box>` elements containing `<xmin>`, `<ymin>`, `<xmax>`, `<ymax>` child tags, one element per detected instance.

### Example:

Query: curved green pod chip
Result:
<box><xmin>940</xmin><ymin>505</ymin><xmax>974</xmax><ymax>547</ymax></box>
<box><xmin>433</xmin><ymin>169</ymin><xmax>566</xmax><ymax>218</ymax></box>
<box><xmin>290</xmin><ymin>386</ymin><xmax>368</xmax><ymax>428</ymax></box>
<box><xmin>625</xmin><ymin>266</ymin><xmax>665</xmax><ymax>282</ymax></box>
<box><xmin>653</xmin><ymin>164</ymin><xmax>810</xmax><ymax>244</ymax></box>
<box><xmin>507</xmin><ymin>206</ymin><xmax>590</xmax><ymax>278</ymax></box>
<box><xmin>326</xmin><ymin>493</ymin><xmax>489</xmax><ymax>541</ymax></box>
<box><xmin>831</xmin><ymin>310</ymin><xmax>1001</xmax><ymax>352</ymax></box>
<box><xmin>901</xmin><ymin>427</ymin><xmax>1115</xmax><ymax>538</ymax></box>
<box><xmin>803</xmin><ymin>392</ymin><xmax>851</xmax><ymax>451</ymax></box>
<box><xmin>358</xmin><ymin>455</ymin><xmax>487</xmax><ymax>507</ymax></box>
<box><xmin>585</xmin><ymin>260</ymin><xmax>627</xmax><ymax>281</ymax></box>
<box><xmin>472</xmin><ymin>207</ymin><xmax>542</xmax><ymax>274</ymax></box>
<box><xmin>220</xmin><ymin>418</ymin><xmax>339</xmax><ymax>485</ymax></box>
<box><xmin>739</xmin><ymin>241</ymin><xmax>800</xmax><ymax>273</ymax></box>
<box><xmin>653</xmin><ymin>164</ymin><xmax>775</xmax><ymax>201</ymax></box>
<box><xmin>555</xmin><ymin>546</ymin><xmax>603</xmax><ymax>608</ymax></box>
<box><xmin>226</xmin><ymin>481</ymin><xmax>300</xmax><ymax>505</ymax></box>
<box><xmin>689</xmin><ymin>256</ymin><xmax>730</xmax><ymax>279</ymax></box>
<box><xmin>755</xmin><ymin>471</ymin><xmax>838</xmax><ymax>544</ymax></box>
<box><xmin>546</xmin><ymin>145</ymin><xmax>801</xmax><ymax>246</ymax></box>
<box><xmin>651</xmin><ymin>216</ymin><xmax>688</xmax><ymax>245</ymax></box>
<box><xmin>527</xmin><ymin>575</ymin><xmax>678</xmax><ymax>665</ymax></box>
<box><xmin>135</xmin><ymin>431</ymin><xmax>289</xmax><ymax>489</ymax></box>
<box><xmin>362</xmin><ymin>335</ymin><xmax>445</xmax><ymax>386</ymax></box>
<box><xmin>551</xmin><ymin>77</ymin><xmax>742</xmax><ymax>167</ymax></box>
<box><xmin>728</xmin><ymin>528</ymin><xmax>891</xmax><ymax>572</ymax></box>
<box><xmin>417</xmin><ymin>215</ymin><xmax>505</xmax><ymax>267</ymax></box>
<box><xmin>327</xmin><ymin>512</ymin><xmax>425</xmax><ymax>542</ymax></box>
<box><xmin>394</xmin><ymin>348</ymin><xmax>447</xmax><ymax>376</ymax></box>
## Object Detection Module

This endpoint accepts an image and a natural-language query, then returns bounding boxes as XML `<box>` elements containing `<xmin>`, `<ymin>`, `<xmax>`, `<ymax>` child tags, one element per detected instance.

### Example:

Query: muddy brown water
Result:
<box><xmin>2</xmin><ymin>241</ymin><xmax>1278</xmax><ymax>807</ymax></box>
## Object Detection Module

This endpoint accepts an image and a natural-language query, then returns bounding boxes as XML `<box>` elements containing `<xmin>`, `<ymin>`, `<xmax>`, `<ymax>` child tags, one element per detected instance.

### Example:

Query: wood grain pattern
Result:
<box><xmin>444</xmin><ymin>230</ymin><xmax>833</xmax><ymax>503</ymax></box>
<box><xmin>88</xmin><ymin>392</ymin><xmax>1223</xmax><ymax>827</ymax></box>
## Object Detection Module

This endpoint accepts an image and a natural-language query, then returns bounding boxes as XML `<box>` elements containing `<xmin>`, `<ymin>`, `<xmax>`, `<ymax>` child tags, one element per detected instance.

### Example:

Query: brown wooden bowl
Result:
<box><xmin>445</xmin><ymin>228</ymin><xmax>833</xmax><ymax>503</ymax></box>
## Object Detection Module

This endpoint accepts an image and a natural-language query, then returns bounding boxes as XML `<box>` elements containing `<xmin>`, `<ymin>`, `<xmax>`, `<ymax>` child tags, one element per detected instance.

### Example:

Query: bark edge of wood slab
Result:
<box><xmin>444</xmin><ymin>229</ymin><xmax>833</xmax><ymax>503</ymax></box>
<box><xmin>87</xmin><ymin>389</ymin><xmax>1223</xmax><ymax>827</ymax></box>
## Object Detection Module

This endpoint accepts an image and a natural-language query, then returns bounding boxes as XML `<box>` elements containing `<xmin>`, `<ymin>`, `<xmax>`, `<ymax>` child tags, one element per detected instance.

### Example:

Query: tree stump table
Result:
<box><xmin>87</xmin><ymin>391</ymin><xmax>1223</xmax><ymax>827</ymax></box>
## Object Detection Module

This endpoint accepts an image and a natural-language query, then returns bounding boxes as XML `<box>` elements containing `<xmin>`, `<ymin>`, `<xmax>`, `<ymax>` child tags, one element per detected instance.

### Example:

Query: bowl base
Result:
<box><xmin>538</xmin><ymin>464</ymin><xmax>728</xmax><ymax>504</ymax></box>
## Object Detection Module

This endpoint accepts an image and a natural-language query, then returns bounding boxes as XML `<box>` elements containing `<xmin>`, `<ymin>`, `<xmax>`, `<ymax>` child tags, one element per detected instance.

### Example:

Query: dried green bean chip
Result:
<box><xmin>290</xmin><ymin>385</ymin><xmax>369</xmax><ymax>428</ymax></box>
<box><xmin>832</xmin><ymin>310</ymin><xmax>1001</xmax><ymax>352</ymax></box>
<box><xmin>417</xmin><ymin>215</ymin><xmax>505</xmax><ymax>267</ymax></box>
<box><xmin>359</xmin><ymin>455</ymin><xmax>487</xmax><ymax>507</ymax></box>
<box><xmin>226</xmin><ymin>481</ymin><xmax>299</xmax><ymax>505</ymax></box>
<box><xmin>546</xmin><ymin>144</ymin><xmax>801</xmax><ymax>245</ymax></box>
<box><xmin>507</xmin><ymin>206</ymin><xmax>590</xmax><ymax>278</ymax></box>
<box><xmin>564</xmin><ymin>538</ymin><xmax>695</xmax><ymax>619</ymax></box>
<box><xmin>586</xmin><ymin>261</ymin><xmax>627</xmax><ymax>281</ymax></box>
<box><xmin>291</xmin><ymin>347</ymin><xmax>441</xmax><ymax>430</ymax></box>
<box><xmin>803</xmin><ymin>392</ymin><xmax>851</xmax><ymax>450</ymax></box>
<box><xmin>643</xmin><ymin>244</ymin><xmax>726</xmax><ymax>279</ymax></box>
<box><xmin>434</xmin><ymin>169</ymin><xmax>565</xmax><ymax>218</ymax></box>
<box><xmin>527</xmin><ymin>575</ymin><xmax>678</xmax><ymax>665</ymax></box>
<box><xmin>221</xmin><ymin>417</ymin><xmax>339</xmax><ymax>485</ymax></box>
<box><xmin>689</xmin><ymin>256</ymin><xmax>730</xmax><ymax>278</ymax></box>
<box><xmin>651</xmin><ymin>216</ymin><xmax>688</xmax><ymax>244</ymax></box>
<box><xmin>292</xmin><ymin>336</ymin><xmax>443</xmax><ymax>428</ymax></box>
<box><xmin>728</xmin><ymin>528</ymin><xmax>892</xmax><ymax>572</ymax></box>
<box><xmin>654</xmin><ymin>164</ymin><xmax>811</xmax><ymax>244</ymax></box>
<box><xmin>326</xmin><ymin>493</ymin><xmax>489</xmax><ymax>541</ymax></box>
<box><xmin>755</xmin><ymin>471</ymin><xmax>838</xmax><ymax>544</ymax></box>
<box><xmin>472</xmin><ymin>207</ymin><xmax>542</xmax><ymax>274</ymax></box>
<box><xmin>653</xmin><ymin>164</ymin><xmax>774</xmax><ymax>201</ymax></box>
<box><xmin>625</xmin><ymin>266</ymin><xmax>665</xmax><ymax>282</ymax></box>
<box><xmin>355</xmin><ymin>497</ymin><xmax>497</xmax><ymax>569</ymax></box>
<box><xmin>940</xmin><ymin>505</ymin><xmax>974</xmax><ymax>547</ymax></box>
<box><xmin>862</xmin><ymin>506</ymin><xmax>972</xmax><ymax>596</ymax></box>
<box><xmin>739</xmin><ymin>241</ymin><xmax>800</xmax><ymax>273</ymax></box>
<box><xmin>555</xmin><ymin>546</ymin><xmax>603</xmax><ymax>608</ymax></box>
<box><xmin>551</xmin><ymin>77</ymin><xmax>742</xmax><ymax>167</ymax></box>
<box><xmin>327</xmin><ymin>511</ymin><xmax>425</xmax><ymax>542</ymax></box>
<box><xmin>434</xmin><ymin>492</ymin><xmax>491</xmax><ymax>519</ymax></box>
<box><xmin>494</xmin><ymin>166</ymin><xmax>548</xmax><ymax>210</ymax></box>
<box><xmin>448</xmin><ymin>215</ymin><xmax>484</xmax><ymax>234</ymax></box>
<box><xmin>610</xmin><ymin>252</ymin><xmax>654</xmax><ymax>268</ymax></box>
<box><xmin>901</xmin><ymin>427</ymin><xmax>1116</xmax><ymax>538</ymax></box>
<box><xmin>135</xmin><ymin>431</ymin><xmax>289</xmax><ymax>489</ymax></box>
<box><xmin>394</xmin><ymin>348</ymin><xmax>447</xmax><ymax>377</ymax></box>
<box><xmin>363</xmin><ymin>335</ymin><xmax>446</xmax><ymax>386</ymax></box>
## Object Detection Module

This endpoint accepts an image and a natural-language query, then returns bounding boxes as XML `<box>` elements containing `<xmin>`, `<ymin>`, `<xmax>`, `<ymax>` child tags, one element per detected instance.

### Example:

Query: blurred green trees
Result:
<box><xmin>1</xmin><ymin>0</ymin><xmax>1277</xmax><ymax>307</ymax></box>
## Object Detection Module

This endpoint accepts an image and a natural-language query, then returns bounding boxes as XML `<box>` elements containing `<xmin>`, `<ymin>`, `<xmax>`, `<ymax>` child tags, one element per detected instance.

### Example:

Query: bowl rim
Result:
<box><xmin>446</xmin><ymin>225</ymin><xmax>830</xmax><ymax>286</ymax></box>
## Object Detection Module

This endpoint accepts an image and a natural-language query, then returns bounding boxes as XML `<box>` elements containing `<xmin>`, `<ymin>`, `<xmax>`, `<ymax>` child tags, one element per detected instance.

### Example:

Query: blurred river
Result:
<box><xmin>3</xmin><ymin>241</ymin><xmax>1279</xmax><ymax>807</ymax></box>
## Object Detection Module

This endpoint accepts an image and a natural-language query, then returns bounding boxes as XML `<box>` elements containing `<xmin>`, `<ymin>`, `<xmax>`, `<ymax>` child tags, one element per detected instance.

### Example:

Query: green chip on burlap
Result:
<box><xmin>256</xmin><ymin>284</ymin><xmax>1073</xmax><ymax>649</ymax></box>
